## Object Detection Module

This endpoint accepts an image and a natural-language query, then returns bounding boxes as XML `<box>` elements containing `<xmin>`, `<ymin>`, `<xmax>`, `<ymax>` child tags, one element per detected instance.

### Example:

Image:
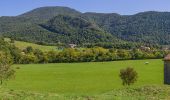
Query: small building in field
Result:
<box><xmin>21</xmin><ymin>52</ymin><xmax>25</xmax><ymax>55</ymax></box>
<box><xmin>140</xmin><ymin>46</ymin><xmax>151</xmax><ymax>51</ymax></box>
<box><xmin>162</xmin><ymin>47</ymin><xmax>169</xmax><ymax>51</ymax></box>
<box><xmin>163</xmin><ymin>54</ymin><xmax>170</xmax><ymax>84</ymax></box>
<box><xmin>68</xmin><ymin>44</ymin><xmax>77</xmax><ymax>48</ymax></box>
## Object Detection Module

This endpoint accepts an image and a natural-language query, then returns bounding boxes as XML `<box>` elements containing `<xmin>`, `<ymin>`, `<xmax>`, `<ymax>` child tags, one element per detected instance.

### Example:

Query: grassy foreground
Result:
<box><xmin>4</xmin><ymin>59</ymin><xmax>163</xmax><ymax>96</ymax></box>
<box><xmin>1</xmin><ymin>85</ymin><xmax>170</xmax><ymax>100</ymax></box>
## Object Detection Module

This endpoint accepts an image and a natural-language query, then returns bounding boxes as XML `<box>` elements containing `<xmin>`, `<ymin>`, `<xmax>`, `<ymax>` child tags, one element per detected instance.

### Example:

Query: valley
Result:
<box><xmin>0</xmin><ymin>3</ymin><xmax>170</xmax><ymax>100</ymax></box>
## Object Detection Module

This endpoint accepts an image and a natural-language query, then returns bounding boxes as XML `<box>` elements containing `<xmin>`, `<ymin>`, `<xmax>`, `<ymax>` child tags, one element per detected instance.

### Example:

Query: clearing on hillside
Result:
<box><xmin>5</xmin><ymin>38</ymin><xmax>57</xmax><ymax>51</ymax></box>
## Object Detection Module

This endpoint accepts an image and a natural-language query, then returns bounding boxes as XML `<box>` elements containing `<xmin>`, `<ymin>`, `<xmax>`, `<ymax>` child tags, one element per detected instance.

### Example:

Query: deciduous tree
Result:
<box><xmin>119</xmin><ymin>67</ymin><xmax>138</xmax><ymax>86</ymax></box>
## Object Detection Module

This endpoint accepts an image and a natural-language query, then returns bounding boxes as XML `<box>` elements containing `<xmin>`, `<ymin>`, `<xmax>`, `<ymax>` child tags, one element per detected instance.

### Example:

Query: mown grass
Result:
<box><xmin>4</xmin><ymin>59</ymin><xmax>163</xmax><ymax>96</ymax></box>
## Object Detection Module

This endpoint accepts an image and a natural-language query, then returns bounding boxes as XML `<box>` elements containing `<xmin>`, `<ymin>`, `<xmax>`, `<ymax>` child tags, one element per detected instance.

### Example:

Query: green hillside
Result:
<box><xmin>19</xmin><ymin>6</ymin><xmax>81</xmax><ymax>22</ymax></box>
<box><xmin>1</xmin><ymin>14</ymin><xmax>123</xmax><ymax>45</ymax></box>
<box><xmin>82</xmin><ymin>11</ymin><xmax>170</xmax><ymax>44</ymax></box>
<box><xmin>5</xmin><ymin>38</ymin><xmax>57</xmax><ymax>51</ymax></box>
<box><xmin>41</xmin><ymin>15</ymin><xmax>117</xmax><ymax>44</ymax></box>
<box><xmin>14</xmin><ymin>41</ymin><xmax>57</xmax><ymax>51</ymax></box>
<box><xmin>1</xmin><ymin>7</ymin><xmax>170</xmax><ymax>45</ymax></box>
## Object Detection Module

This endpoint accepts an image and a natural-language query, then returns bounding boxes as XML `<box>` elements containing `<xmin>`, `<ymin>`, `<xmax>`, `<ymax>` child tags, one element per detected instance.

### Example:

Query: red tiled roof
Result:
<box><xmin>164</xmin><ymin>54</ymin><xmax>170</xmax><ymax>61</ymax></box>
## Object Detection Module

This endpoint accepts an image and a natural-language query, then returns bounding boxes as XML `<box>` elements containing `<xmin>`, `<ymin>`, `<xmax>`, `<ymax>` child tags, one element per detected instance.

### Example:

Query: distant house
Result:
<box><xmin>140</xmin><ymin>46</ymin><xmax>151</xmax><ymax>51</ymax></box>
<box><xmin>161</xmin><ymin>45</ymin><xmax>170</xmax><ymax>51</ymax></box>
<box><xmin>162</xmin><ymin>47</ymin><xmax>169</xmax><ymax>51</ymax></box>
<box><xmin>68</xmin><ymin>44</ymin><xmax>77</xmax><ymax>48</ymax></box>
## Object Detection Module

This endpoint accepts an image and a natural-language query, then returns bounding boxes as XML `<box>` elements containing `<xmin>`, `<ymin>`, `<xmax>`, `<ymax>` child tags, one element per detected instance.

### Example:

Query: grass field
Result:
<box><xmin>5</xmin><ymin>38</ymin><xmax>57</xmax><ymax>51</ymax></box>
<box><xmin>4</xmin><ymin>59</ymin><xmax>163</xmax><ymax>96</ymax></box>
<box><xmin>14</xmin><ymin>41</ymin><xmax>57</xmax><ymax>51</ymax></box>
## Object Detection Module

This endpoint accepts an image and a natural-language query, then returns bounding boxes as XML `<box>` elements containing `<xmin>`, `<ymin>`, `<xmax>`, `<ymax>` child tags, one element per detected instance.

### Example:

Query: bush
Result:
<box><xmin>119</xmin><ymin>67</ymin><xmax>138</xmax><ymax>86</ymax></box>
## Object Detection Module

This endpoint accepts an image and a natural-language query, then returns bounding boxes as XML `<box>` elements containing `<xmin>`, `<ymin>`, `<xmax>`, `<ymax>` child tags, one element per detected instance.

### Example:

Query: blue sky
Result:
<box><xmin>0</xmin><ymin>0</ymin><xmax>170</xmax><ymax>16</ymax></box>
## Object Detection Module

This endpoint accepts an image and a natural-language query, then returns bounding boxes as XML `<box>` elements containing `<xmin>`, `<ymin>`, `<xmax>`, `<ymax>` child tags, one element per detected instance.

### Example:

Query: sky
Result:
<box><xmin>0</xmin><ymin>0</ymin><xmax>170</xmax><ymax>16</ymax></box>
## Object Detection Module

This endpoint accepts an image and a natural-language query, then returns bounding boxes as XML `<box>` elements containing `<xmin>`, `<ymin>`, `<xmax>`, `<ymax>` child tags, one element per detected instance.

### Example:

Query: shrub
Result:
<box><xmin>119</xmin><ymin>67</ymin><xmax>138</xmax><ymax>86</ymax></box>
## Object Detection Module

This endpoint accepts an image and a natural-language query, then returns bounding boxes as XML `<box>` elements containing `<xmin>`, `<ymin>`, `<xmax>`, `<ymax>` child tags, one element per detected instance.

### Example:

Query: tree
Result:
<box><xmin>10</xmin><ymin>38</ymin><xmax>15</xmax><ymax>43</ymax></box>
<box><xmin>119</xmin><ymin>67</ymin><xmax>138</xmax><ymax>86</ymax></box>
<box><xmin>153</xmin><ymin>51</ymin><xmax>164</xmax><ymax>58</ymax></box>
<box><xmin>47</xmin><ymin>51</ymin><xmax>57</xmax><ymax>63</ymax></box>
<box><xmin>0</xmin><ymin>51</ymin><xmax>15</xmax><ymax>85</ymax></box>
<box><xmin>23</xmin><ymin>46</ymin><xmax>34</xmax><ymax>54</ymax></box>
<box><xmin>8</xmin><ymin>45</ymin><xmax>22</xmax><ymax>64</ymax></box>
<box><xmin>117</xmin><ymin>49</ymin><xmax>131</xmax><ymax>60</ymax></box>
<box><xmin>131</xmin><ymin>49</ymin><xmax>144</xmax><ymax>59</ymax></box>
<box><xmin>34</xmin><ymin>49</ymin><xmax>48</xmax><ymax>63</ymax></box>
<box><xmin>19</xmin><ymin>53</ymin><xmax>38</xmax><ymax>64</ymax></box>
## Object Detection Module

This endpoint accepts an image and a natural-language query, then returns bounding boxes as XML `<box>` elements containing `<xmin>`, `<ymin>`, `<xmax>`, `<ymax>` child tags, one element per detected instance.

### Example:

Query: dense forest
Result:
<box><xmin>1</xmin><ymin>7</ymin><xmax>170</xmax><ymax>45</ymax></box>
<box><xmin>81</xmin><ymin>12</ymin><xmax>170</xmax><ymax>44</ymax></box>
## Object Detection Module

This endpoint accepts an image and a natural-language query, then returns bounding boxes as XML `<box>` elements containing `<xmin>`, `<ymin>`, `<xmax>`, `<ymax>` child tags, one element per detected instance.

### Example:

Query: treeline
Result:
<box><xmin>0</xmin><ymin>39</ymin><xmax>168</xmax><ymax>64</ymax></box>
<box><xmin>12</xmin><ymin>46</ymin><xmax>168</xmax><ymax>64</ymax></box>
<box><xmin>84</xmin><ymin>42</ymin><xmax>161</xmax><ymax>49</ymax></box>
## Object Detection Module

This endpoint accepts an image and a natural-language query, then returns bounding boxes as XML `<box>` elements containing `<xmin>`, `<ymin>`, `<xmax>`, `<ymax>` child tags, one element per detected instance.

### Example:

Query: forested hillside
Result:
<box><xmin>19</xmin><ymin>6</ymin><xmax>81</xmax><ymax>22</ymax></box>
<box><xmin>41</xmin><ymin>15</ymin><xmax>116</xmax><ymax>44</ymax></box>
<box><xmin>1</xmin><ymin>6</ymin><xmax>170</xmax><ymax>45</ymax></box>
<box><xmin>82</xmin><ymin>11</ymin><xmax>170</xmax><ymax>45</ymax></box>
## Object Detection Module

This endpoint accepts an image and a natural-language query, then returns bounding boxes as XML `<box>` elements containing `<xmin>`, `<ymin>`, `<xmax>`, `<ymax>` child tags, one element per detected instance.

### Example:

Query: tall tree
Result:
<box><xmin>0</xmin><ymin>51</ymin><xmax>15</xmax><ymax>85</ymax></box>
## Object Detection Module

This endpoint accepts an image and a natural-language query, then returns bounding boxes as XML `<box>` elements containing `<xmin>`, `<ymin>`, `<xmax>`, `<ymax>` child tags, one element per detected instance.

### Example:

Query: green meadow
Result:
<box><xmin>5</xmin><ymin>38</ymin><xmax>57</xmax><ymax>51</ymax></box>
<box><xmin>14</xmin><ymin>41</ymin><xmax>57</xmax><ymax>51</ymax></box>
<box><xmin>4</xmin><ymin>59</ymin><xmax>163</xmax><ymax>96</ymax></box>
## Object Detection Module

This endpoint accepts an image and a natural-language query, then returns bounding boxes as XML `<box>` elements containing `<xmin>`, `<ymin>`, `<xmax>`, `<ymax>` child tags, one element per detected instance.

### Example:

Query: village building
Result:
<box><xmin>140</xmin><ymin>46</ymin><xmax>151</xmax><ymax>51</ymax></box>
<box><xmin>68</xmin><ymin>44</ymin><xmax>77</xmax><ymax>48</ymax></box>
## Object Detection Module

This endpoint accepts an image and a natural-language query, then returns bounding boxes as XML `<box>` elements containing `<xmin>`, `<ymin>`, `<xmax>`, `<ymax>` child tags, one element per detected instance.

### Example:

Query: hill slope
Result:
<box><xmin>1</xmin><ymin>15</ymin><xmax>121</xmax><ymax>44</ymax></box>
<box><xmin>41</xmin><ymin>15</ymin><xmax>117</xmax><ymax>44</ymax></box>
<box><xmin>19</xmin><ymin>6</ymin><xmax>81</xmax><ymax>22</ymax></box>
<box><xmin>5</xmin><ymin>38</ymin><xmax>57</xmax><ymax>51</ymax></box>
<box><xmin>82</xmin><ymin>11</ymin><xmax>170</xmax><ymax>45</ymax></box>
<box><xmin>1</xmin><ymin>7</ymin><xmax>170</xmax><ymax>45</ymax></box>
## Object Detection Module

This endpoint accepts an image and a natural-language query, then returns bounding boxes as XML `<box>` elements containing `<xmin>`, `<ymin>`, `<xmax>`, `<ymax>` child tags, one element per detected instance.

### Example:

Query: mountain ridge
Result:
<box><xmin>1</xmin><ymin>6</ymin><xmax>170</xmax><ymax>45</ymax></box>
